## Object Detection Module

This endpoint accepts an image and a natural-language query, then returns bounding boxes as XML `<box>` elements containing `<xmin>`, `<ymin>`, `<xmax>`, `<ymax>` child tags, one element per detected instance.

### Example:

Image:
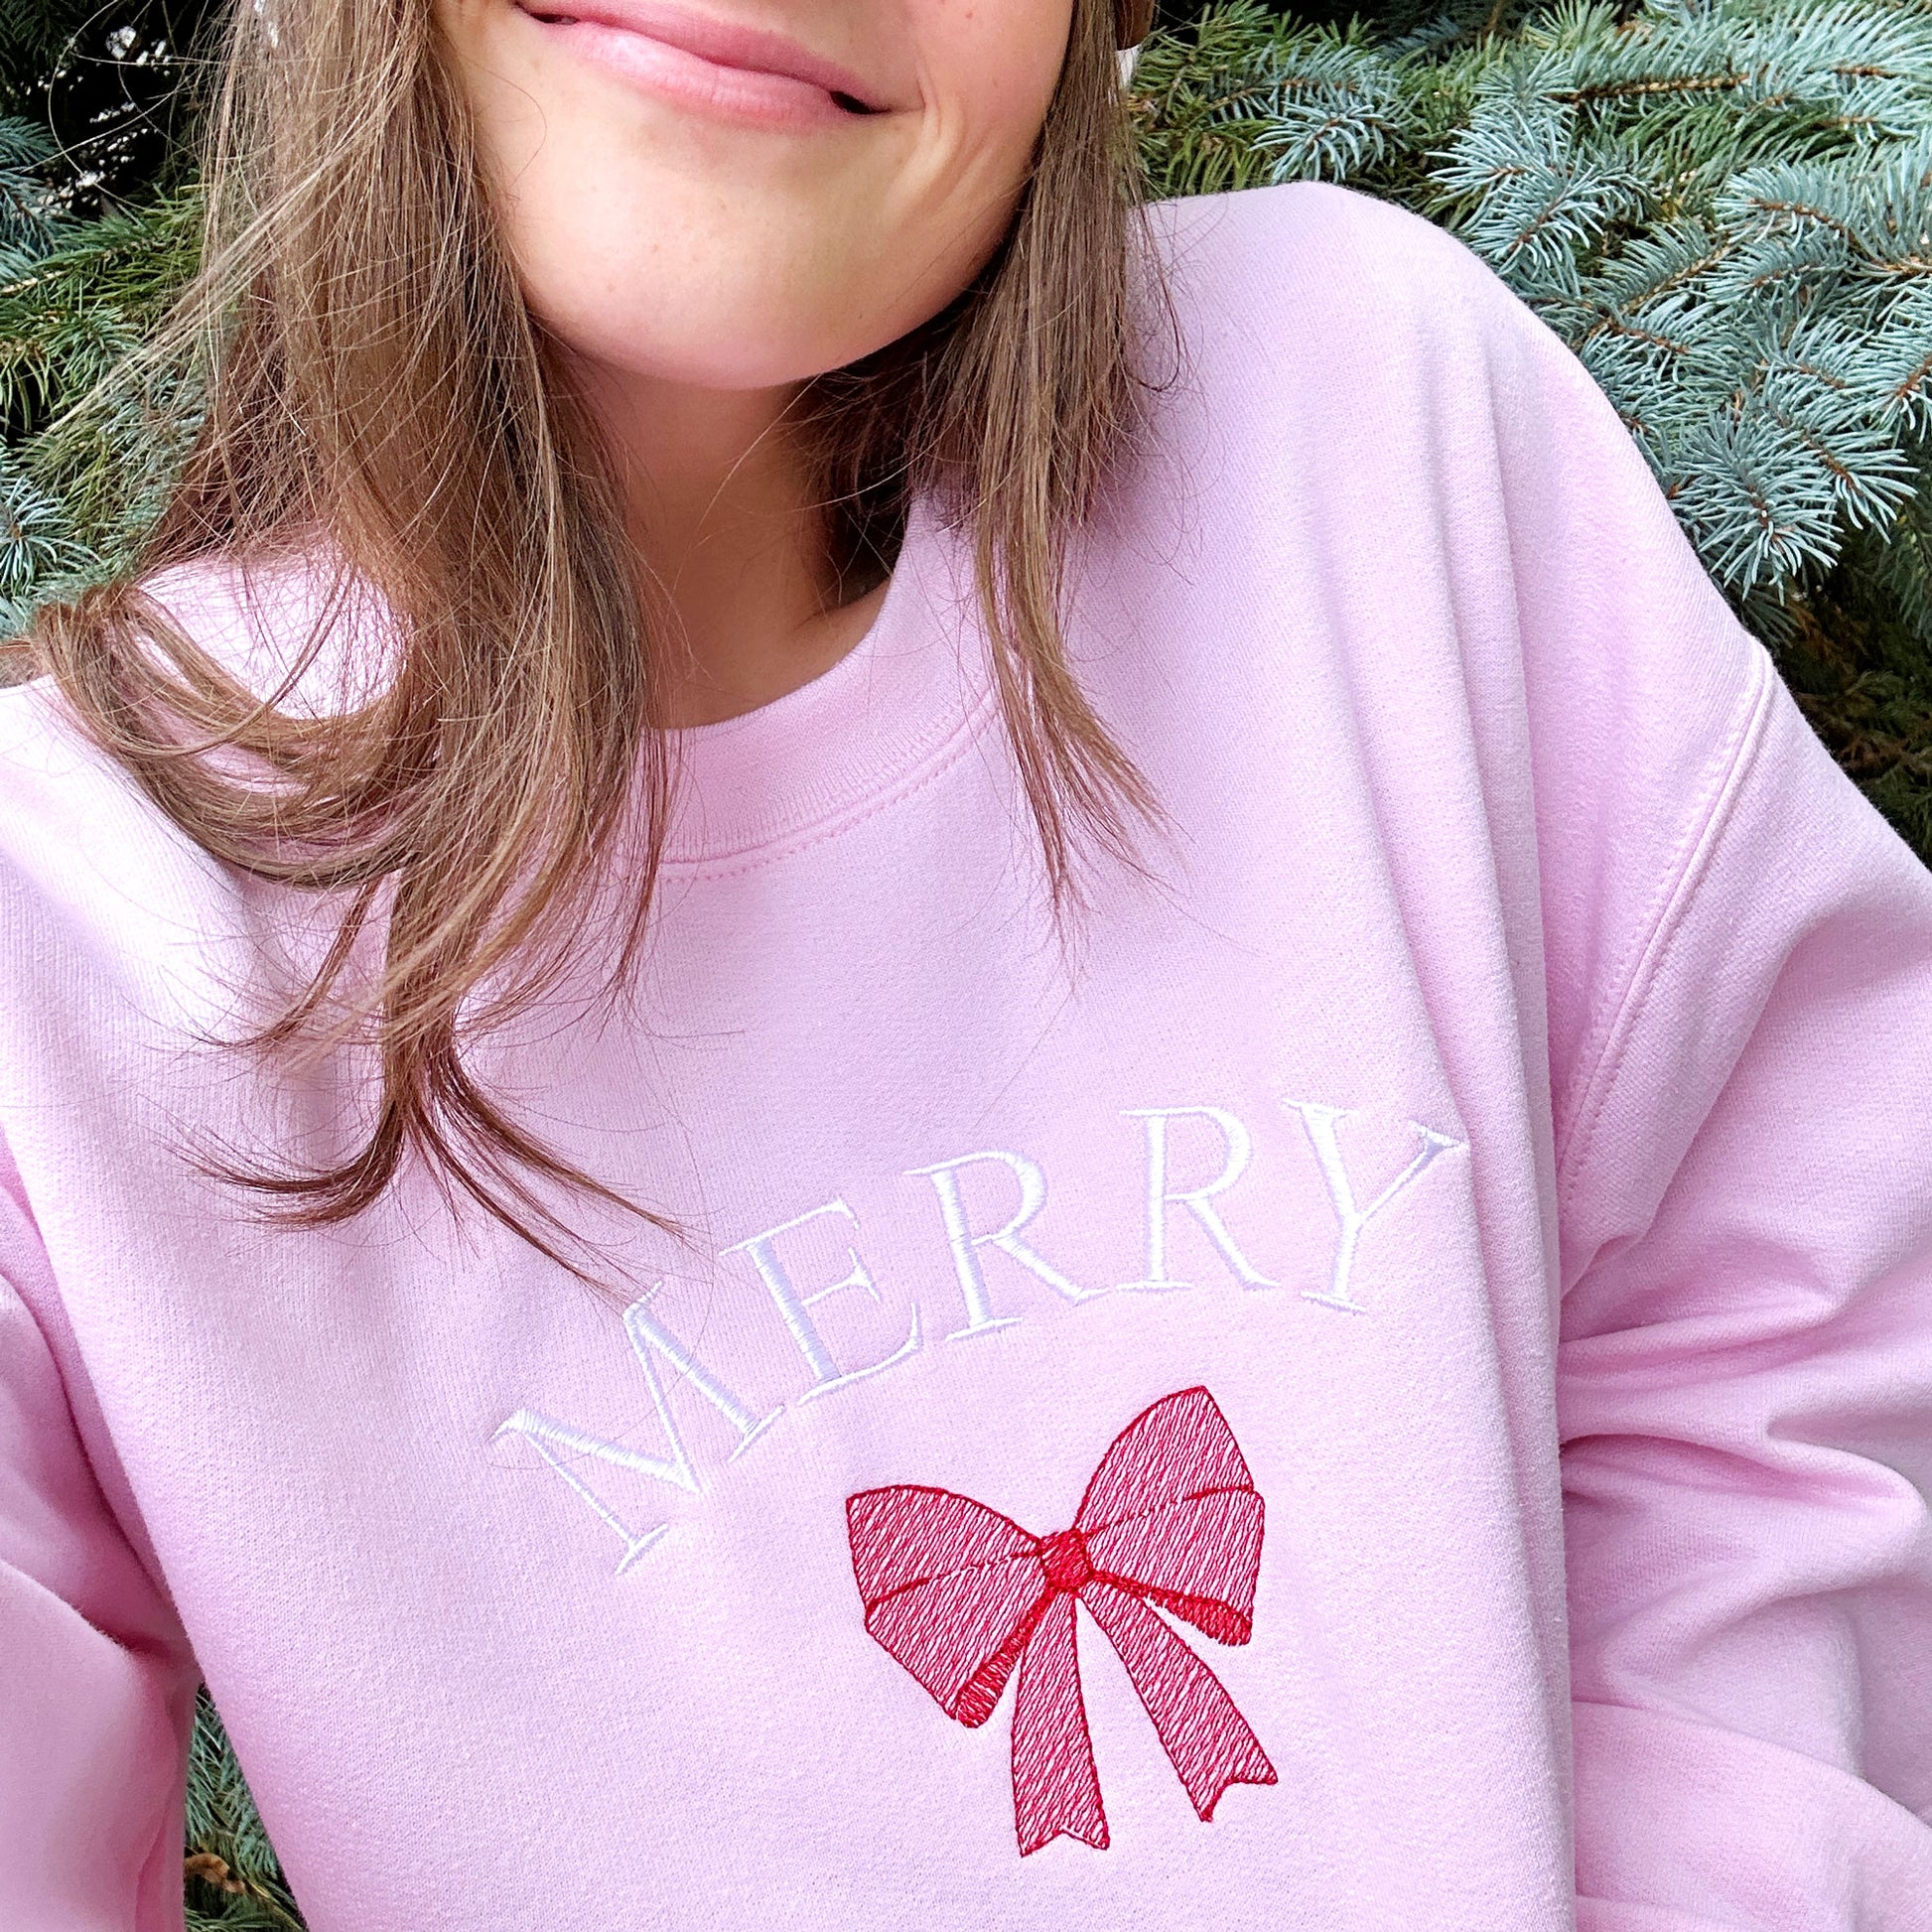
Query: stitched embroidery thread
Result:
<box><xmin>845</xmin><ymin>1386</ymin><xmax>1277</xmax><ymax>1855</ymax></box>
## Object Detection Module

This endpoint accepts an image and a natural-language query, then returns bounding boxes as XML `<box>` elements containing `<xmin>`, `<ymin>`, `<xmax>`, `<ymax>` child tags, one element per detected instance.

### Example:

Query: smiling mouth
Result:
<box><xmin>525</xmin><ymin>8</ymin><xmax>893</xmax><ymax>117</ymax></box>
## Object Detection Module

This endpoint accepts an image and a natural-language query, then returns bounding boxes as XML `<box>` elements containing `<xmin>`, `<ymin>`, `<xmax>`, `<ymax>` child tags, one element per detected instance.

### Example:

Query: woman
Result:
<box><xmin>2</xmin><ymin>0</ymin><xmax>1929</xmax><ymax>1923</ymax></box>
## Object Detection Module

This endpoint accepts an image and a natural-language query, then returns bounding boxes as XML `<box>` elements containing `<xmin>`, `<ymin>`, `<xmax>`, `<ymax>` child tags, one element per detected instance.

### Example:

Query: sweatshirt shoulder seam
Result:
<box><xmin>1552</xmin><ymin>642</ymin><xmax>1778</xmax><ymax>1206</ymax></box>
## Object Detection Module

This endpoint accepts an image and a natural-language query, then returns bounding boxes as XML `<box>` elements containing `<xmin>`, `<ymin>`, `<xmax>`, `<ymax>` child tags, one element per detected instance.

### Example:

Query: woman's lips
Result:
<box><xmin>517</xmin><ymin>0</ymin><xmax>892</xmax><ymax>129</ymax></box>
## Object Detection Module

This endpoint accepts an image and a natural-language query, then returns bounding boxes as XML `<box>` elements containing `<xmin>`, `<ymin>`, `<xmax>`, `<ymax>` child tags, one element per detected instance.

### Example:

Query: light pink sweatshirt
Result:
<box><xmin>3</xmin><ymin>180</ymin><xmax>1931</xmax><ymax>1932</ymax></box>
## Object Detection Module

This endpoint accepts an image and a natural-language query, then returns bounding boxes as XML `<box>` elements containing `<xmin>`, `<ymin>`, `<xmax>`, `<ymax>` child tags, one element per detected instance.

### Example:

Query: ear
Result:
<box><xmin>1115</xmin><ymin>0</ymin><xmax>1155</xmax><ymax>50</ymax></box>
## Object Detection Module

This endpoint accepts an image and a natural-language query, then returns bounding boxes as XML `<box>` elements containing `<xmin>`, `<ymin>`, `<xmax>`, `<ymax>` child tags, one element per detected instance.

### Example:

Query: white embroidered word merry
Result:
<box><xmin>495</xmin><ymin>1098</ymin><xmax>1463</xmax><ymax>1573</ymax></box>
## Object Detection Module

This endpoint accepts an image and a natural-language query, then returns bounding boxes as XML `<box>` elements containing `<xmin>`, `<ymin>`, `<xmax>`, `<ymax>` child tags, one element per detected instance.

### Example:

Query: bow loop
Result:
<box><xmin>847</xmin><ymin>1388</ymin><xmax>1277</xmax><ymax>1854</ymax></box>
<box><xmin>1075</xmin><ymin>1385</ymin><xmax>1264</xmax><ymax>1647</ymax></box>
<box><xmin>847</xmin><ymin>1486</ymin><xmax>1045</xmax><ymax>1724</ymax></box>
<box><xmin>1082</xmin><ymin>1489</ymin><xmax>1264</xmax><ymax>1645</ymax></box>
<box><xmin>1073</xmin><ymin>1385</ymin><xmax>1259</xmax><ymax>1544</ymax></box>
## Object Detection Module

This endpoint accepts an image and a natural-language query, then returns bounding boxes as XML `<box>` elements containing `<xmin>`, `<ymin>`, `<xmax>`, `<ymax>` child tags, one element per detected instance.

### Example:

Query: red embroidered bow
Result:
<box><xmin>846</xmin><ymin>1386</ymin><xmax>1277</xmax><ymax>1855</ymax></box>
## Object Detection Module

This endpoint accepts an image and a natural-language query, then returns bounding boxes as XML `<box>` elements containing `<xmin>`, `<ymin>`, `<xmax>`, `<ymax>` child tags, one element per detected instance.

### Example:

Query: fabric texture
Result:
<box><xmin>1</xmin><ymin>180</ymin><xmax>1930</xmax><ymax>1930</ymax></box>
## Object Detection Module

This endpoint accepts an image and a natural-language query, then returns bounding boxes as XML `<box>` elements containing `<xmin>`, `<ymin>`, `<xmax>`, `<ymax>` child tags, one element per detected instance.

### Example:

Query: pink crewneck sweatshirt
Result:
<box><xmin>4</xmin><ymin>180</ymin><xmax>1932</xmax><ymax>1932</ymax></box>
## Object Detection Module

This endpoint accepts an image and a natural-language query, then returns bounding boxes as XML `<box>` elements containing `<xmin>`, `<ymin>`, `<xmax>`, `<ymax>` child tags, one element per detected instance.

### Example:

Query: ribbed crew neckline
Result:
<box><xmin>658</xmin><ymin>489</ymin><xmax>997</xmax><ymax>870</ymax></box>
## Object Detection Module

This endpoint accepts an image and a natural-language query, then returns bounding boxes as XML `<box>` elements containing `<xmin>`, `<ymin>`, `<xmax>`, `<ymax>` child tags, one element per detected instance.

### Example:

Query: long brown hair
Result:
<box><xmin>10</xmin><ymin>0</ymin><xmax>1173</xmax><ymax>1272</ymax></box>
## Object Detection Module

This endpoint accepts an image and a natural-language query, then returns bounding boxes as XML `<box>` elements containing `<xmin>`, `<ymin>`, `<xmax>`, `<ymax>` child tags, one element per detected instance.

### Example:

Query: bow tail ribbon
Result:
<box><xmin>1079</xmin><ymin>1581</ymin><xmax>1276</xmax><ymax>1821</ymax></box>
<box><xmin>1013</xmin><ymin>1582</ymin><xmax>1276</xmax><ymax>1854</ymax></box>
<box><xmin>1011</xmin><ymin>1593</ymin><xmax>1108</xmax><ymax>1854</ymax></box>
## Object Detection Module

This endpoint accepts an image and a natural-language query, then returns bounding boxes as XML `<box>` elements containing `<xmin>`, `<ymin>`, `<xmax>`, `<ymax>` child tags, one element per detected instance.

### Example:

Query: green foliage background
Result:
<box><xmin>3</xmin><ymin>0</ymin><xmax>1930</xmax><ymax>1920</ymax></box>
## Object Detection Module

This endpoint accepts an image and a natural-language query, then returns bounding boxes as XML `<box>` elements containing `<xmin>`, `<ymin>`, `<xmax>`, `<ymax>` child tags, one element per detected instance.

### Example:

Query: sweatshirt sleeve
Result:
<box><xmin>1556</xmin><ymin>668</ymin><xmax>1932</xmax><ymax>1931</ymax></box>
<box><xmin>1452</xmin><ymin>231</ymin><xmax>1932</xmax><ymax>1920</ymax></box>
<box><xmin>0</xmin><ymin>1136</ymin><xmax>199</xmax><ymax>1930</ymax></box>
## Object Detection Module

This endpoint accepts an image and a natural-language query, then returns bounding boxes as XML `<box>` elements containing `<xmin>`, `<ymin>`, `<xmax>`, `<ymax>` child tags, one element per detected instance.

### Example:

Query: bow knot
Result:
<box><xmin>846</xmin><ymin>1386</ymin><xmax>1277</xmax><ymax>1855</ymax></box>
<box><xmin>1039</xmin><ymin>1526</ymin><xmax>1094</xmax><ymax>1594</ymax></box>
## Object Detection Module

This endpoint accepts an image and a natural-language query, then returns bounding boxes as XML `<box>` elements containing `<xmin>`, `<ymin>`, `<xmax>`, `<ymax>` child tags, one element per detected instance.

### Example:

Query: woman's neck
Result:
<box><xmin>580</xmin><ymin>363</ymin><xmax>893</xmax><ymax>730</ymax></box>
